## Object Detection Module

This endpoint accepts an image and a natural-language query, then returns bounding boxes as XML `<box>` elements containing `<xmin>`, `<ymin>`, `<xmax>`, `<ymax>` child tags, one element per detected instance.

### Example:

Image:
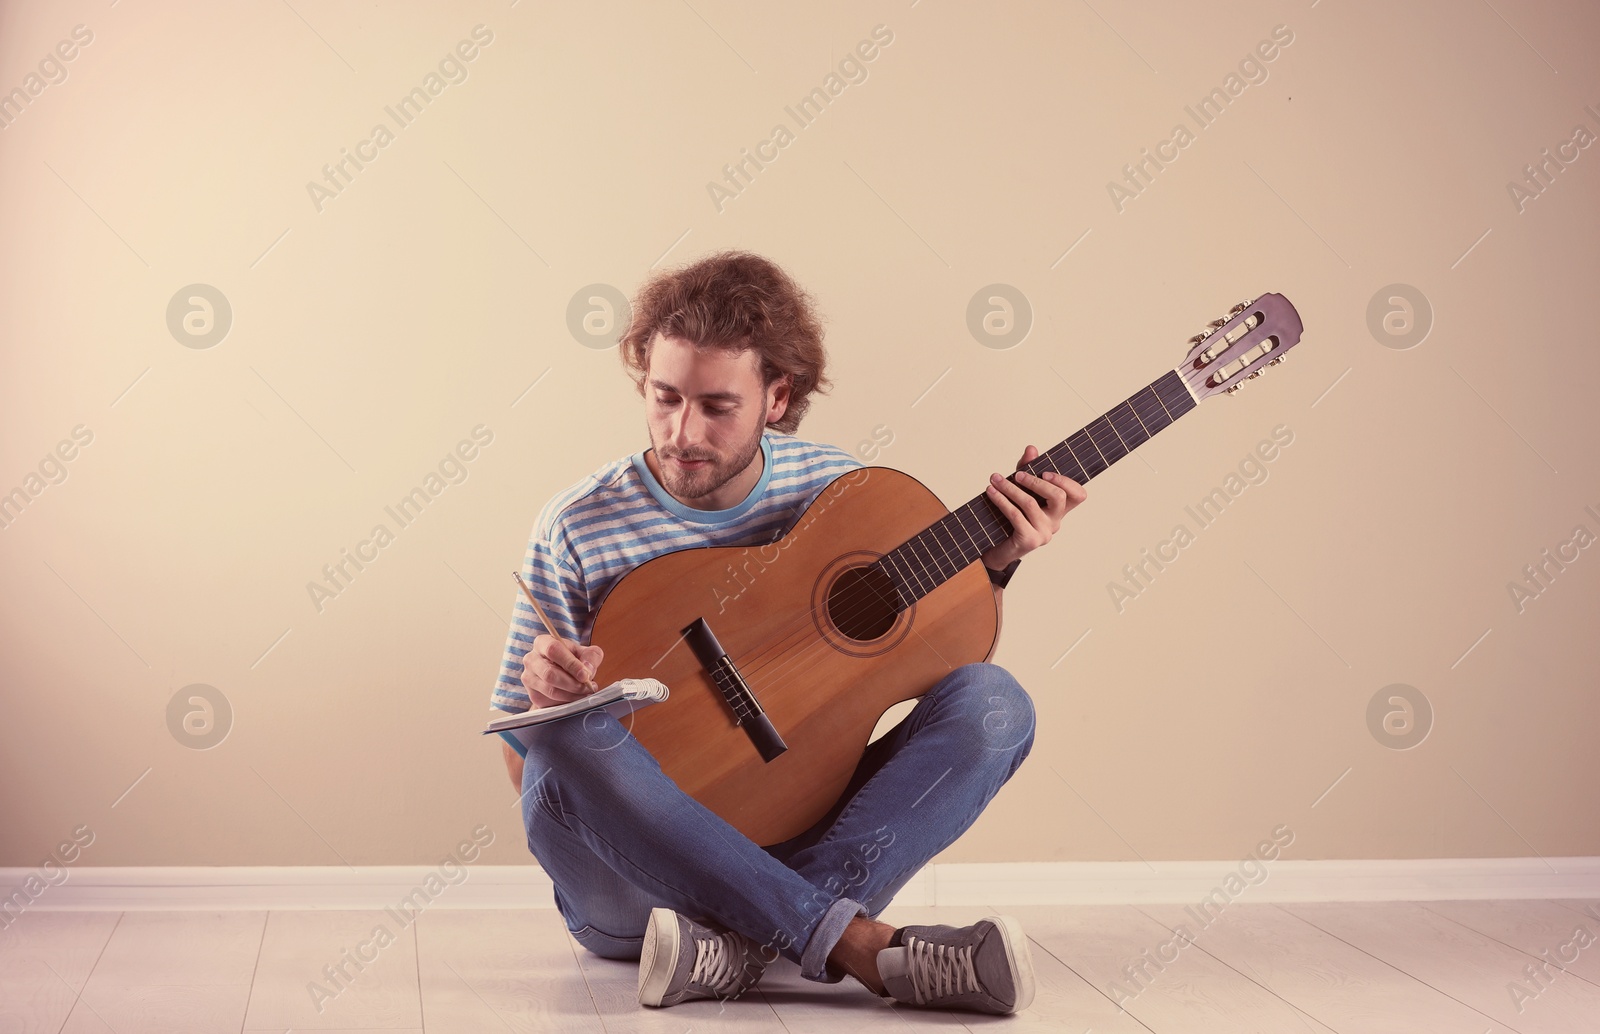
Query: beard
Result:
<box><xmin>651</xmin><ymin>416</ymin><xmax>765</xmax><ymax>505</ymax></box>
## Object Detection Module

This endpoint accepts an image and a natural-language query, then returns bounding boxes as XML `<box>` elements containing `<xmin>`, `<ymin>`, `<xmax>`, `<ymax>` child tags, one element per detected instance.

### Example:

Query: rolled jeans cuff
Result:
<box><xmin>800</xmin><ymin>896</ymin><xmax>867</xmax><ymax>983</ymax></box>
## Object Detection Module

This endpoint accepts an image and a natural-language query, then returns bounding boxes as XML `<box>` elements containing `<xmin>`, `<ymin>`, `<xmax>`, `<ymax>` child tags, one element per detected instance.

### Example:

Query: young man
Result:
<box><xmin>491</xmin><ymin>251</ymin><xmax>1085</xmax><ymax>1014</ymax></box>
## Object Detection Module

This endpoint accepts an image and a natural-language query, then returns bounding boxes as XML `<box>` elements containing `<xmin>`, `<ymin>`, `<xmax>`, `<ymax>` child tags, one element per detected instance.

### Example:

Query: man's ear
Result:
<box><xmin>766</xmin><ymin>373</ymin><xmax>792</xmax><ymax>424</ymax></box>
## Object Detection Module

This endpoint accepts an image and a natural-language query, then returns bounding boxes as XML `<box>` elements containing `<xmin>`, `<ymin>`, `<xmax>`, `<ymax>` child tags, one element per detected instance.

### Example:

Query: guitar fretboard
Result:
<box><xmin>871</xmin><ymin>368</ymin><xmax>1197</xmax><ymax>608</ymax></box>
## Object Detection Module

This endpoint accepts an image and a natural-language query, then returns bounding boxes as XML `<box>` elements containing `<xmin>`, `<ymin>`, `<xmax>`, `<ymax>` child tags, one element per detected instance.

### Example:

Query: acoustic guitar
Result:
<box><xmin>588</xmin><ymin>293</ymin><xmax>1305</xmax><ymax>846</ymax></box>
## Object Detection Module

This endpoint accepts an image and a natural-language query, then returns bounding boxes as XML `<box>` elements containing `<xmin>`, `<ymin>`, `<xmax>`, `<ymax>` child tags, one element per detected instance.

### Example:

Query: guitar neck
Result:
<box><xmin>872</xmin><ymin>368</ymin><xmax>1199</xmax><ymax>607</ymax></box>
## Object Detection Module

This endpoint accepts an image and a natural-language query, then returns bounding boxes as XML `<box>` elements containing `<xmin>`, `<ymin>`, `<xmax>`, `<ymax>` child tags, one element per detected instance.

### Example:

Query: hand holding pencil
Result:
<box><xmin>512</xmin><ymin>571</ymin><xmax>605</xmax><ymax>707</ymax></box>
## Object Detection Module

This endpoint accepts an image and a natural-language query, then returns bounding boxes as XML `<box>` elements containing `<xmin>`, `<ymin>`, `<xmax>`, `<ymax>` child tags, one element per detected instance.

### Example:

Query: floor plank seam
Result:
<box><xmin>559</xmin><ymin>926</ymin><xmax>609</xmax><ymax>1032</ymax></box>
<box><xmin>1415</xmin><ymin>901</ymin><xmax>1600</xmax><ymax>995</ymax></box>
<box><xmin>1130</xmin><ymin>903</ymin><xmax>1339</xmax><ymax>1034</ymax></box>
<box><xmin>1274</xmin><ymin>904</ymin><xmax>1521</xmax><ymax>1034</ymax></box>
<box><xmin>239</xmin><ymin>911</ymin><xmax>269</xmax><ymax>1034</ymax></box>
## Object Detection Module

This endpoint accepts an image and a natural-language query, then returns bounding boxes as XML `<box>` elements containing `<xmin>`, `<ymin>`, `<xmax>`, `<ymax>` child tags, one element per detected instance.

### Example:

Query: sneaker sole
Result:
<box><xmin>987</xmin><ymin>914</ymin><xmax>1036</xmax><ymax>1013</ymax></box>
<box><xmin>637</xmin><ymin>907</ymin><xmax>680</xmax><ymax>1008</ymax></box>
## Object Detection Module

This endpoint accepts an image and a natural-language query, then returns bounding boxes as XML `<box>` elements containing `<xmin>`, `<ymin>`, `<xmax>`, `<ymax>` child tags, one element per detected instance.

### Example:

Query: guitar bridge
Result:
<box><xmin>680</xmin><ymin>617</ymin><xmax>787</xmax><ymax>763</ymax></box>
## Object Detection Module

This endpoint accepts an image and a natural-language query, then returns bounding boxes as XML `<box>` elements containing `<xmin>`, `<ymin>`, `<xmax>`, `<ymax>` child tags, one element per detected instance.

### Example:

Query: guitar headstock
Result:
<box><xmin>1178</xmin><ymin>292</ymin><xmax>1304</xmax><ymax>400</ymax></box>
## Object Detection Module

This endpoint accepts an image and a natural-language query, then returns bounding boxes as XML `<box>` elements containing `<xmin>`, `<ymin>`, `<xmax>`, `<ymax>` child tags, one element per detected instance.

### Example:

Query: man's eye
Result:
<box><xmin>654</xmin><ymin>396</ymin><xmax>731</xmax><ymax>415</ymax></box>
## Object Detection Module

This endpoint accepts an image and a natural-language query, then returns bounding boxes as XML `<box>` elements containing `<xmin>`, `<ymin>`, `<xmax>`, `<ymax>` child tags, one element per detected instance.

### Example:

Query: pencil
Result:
<box><xmin>512</xmin><ymin>570</ymin><xmax>598</xmax><ymax>693</ymax></box>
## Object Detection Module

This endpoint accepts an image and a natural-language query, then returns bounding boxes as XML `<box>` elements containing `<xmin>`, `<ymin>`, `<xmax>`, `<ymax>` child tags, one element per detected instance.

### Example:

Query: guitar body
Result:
<box><xmin>588</xmin><ymin>466</ymin><xmax>999</xmax><ymax>847</ymax></box>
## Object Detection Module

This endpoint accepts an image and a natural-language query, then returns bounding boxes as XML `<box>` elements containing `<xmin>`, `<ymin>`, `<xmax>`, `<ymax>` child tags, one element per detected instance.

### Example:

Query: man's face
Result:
<box><xmin>644</xmin><ymin>334</ymin><xmax>779</xmax><ymax>505</ymax></box>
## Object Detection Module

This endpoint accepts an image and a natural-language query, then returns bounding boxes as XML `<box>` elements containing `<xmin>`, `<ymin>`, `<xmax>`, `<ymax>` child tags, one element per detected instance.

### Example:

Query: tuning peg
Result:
<box><xmin>1224</xmin><ymin>383</ymin><xmax>1243</xmax><ymax>394</ymax></box>
<box><xmin>1267</xmin><ymin>355</ymin><xmax>1285</xmax><ymax>366</ymax></box>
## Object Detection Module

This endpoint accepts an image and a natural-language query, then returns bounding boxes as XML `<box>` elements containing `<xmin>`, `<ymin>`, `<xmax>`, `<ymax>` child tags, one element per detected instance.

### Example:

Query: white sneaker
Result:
<box><xmin>637</xmin><ymin>907</ymin><xmax>767</xmax><ymax>1008</ymax></box>
<box><xmin>876</xmin><ymin>914</ymin><xmax>1035</xmax><ymax>1014</ymax></box>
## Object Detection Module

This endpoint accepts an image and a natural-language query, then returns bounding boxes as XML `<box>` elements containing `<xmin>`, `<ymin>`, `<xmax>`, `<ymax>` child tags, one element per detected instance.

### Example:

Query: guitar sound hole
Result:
<box><xmin>827</xmin><ymin>565</ymin><xmax>899</xmax><ymax>642</ymax></box>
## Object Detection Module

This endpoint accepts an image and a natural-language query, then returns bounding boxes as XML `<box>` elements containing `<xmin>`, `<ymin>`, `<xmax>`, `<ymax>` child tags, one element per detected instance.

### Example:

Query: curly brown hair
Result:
<box><xmin>617</xmin><ymin>251</ymin><xmax>833</xmax><ymax>434</ymax></box>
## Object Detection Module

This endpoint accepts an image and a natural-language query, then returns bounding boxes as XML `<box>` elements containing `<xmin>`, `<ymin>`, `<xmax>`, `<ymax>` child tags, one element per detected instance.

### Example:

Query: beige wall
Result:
<box><xmin>2</xmin><ymin>0</ymin><xmax>1597</xmax><ymax>870</ymax></box>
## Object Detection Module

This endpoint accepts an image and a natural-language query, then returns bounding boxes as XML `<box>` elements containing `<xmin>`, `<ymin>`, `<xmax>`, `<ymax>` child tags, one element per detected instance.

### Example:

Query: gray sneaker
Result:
<box><xmin>637</xmin><ymin>907</ymin><xmax>767</xmax><ymax>1008</ymax></box>
<box><xmin>876</xmin><ymin>914</ymin><xmax>1036</xmax><ymax>1014</ymax></box>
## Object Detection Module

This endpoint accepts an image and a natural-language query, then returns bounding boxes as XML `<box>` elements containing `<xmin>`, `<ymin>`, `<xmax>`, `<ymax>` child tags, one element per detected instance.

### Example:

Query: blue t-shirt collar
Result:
<box><xmin>631</xmin><ymin>432</ymin><xmax>774</xmax><ymax>526</ymax></box>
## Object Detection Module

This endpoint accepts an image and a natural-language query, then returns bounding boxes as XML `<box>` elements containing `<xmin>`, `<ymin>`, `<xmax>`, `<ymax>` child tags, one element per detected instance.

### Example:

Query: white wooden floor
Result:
<box><xmin>4</xmin><ymin>900</ymin><xmax>1600</xmax><ymax>1032</ymax></box>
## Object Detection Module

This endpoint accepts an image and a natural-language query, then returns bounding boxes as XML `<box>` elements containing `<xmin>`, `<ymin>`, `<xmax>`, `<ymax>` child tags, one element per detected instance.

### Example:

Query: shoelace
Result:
<box><xmin>690</xmin><ymin>931</ymin><xmax>742</xmax><ymax>994</ymax></box>
<box><xmin>905</xmin><ymin>936</ymin><xmax>980</xmax><ymax>1004</ymax></box>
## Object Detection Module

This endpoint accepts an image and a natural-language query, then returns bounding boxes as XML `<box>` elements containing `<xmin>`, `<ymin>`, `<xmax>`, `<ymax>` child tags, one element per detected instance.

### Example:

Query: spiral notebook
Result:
<box><xmin>481</xmin><ymin>677</ymin><xmax>669</xmax><ymax>735</ymax></box>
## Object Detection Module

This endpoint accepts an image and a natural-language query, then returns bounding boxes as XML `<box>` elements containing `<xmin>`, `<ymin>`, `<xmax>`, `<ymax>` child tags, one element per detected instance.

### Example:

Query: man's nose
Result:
<box><xmin>670</xmin><ymin>404</ymin><xmax>703</xmax><ymax>447</ymax></box>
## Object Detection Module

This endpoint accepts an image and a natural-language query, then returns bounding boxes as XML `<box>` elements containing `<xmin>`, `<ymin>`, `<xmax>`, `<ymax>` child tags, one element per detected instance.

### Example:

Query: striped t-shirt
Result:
<box><xmin>491</xmin><ymin>432</ymin><xmax>863</xmax><ymax>741</ymax></box>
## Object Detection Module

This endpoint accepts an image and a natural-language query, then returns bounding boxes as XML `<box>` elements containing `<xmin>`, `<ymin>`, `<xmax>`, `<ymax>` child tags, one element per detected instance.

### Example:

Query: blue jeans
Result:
<box><xmin>514</xmin><ymin>661</ymin><xmax>1035</xmax><ymax>983</ymax></box>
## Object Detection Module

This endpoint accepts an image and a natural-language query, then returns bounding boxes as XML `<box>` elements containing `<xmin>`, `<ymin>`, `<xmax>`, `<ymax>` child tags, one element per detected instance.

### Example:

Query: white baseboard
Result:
<box><xmin>5</xmin><ymin>858</ymin><xmax>1599</xmax><ymax>912</ymax></box>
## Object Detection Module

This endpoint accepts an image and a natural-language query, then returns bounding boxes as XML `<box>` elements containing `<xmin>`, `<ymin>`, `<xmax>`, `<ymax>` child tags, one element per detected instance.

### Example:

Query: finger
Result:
<box><xmin>1016</xmin><ymin>470</ymin><xmax>1069</xmax><ymax>511</ymax></box>
<box><xmin>547</xmin><ymin>640</ymin><xmax>592</xmax><ymax>685</ymax></box>
<box><xmin>1034</xmin><ymin>470</ymin><xmax>1086</xmax><ymax>507</ymax></box>
<box><xmin>991</xmin><ymin>472</ymin><xmax>1045</xmax><ymax>520</ymax></box>
<box><xmin>525</xmin><ymin>659</ymin><xmax>582</xmax><ymax>706</ymax></box>
<box><xmin>520</xmin><ymin>650</ymin><xmax>551</xmax><ymax>689</ymax></box>
<box><xmin>531</xmin><ymin>655</ymin><xmax>577</xmax><ymax>695</ymax></box>
<box><xmin>539</xmin><ymin>670</ymin><xmax>587</xmax><ymax>704</ymax></box>
<box><xmin>987</xmin><ymin>475</ymin><xmax>1041</xmax><ymax>538</ymax></box>
<box><xmin>532</xmin><ymin>685</ymin><xmax>582</xmax><ymax>708</ymax></box>
<box><xmin>577</xmin><ymin>644</ymin><xmax>604</xmax><ymax>680</ymax></box>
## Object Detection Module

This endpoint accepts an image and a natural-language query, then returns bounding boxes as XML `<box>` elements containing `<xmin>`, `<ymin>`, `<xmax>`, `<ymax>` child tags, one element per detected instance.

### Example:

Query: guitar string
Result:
<box><xmin>730</xmin><ymin>484</ymin><xmax>1026</xmax><ymax>689</ymax></box>
<box><xmin>728</xmin><ymin>451</ymin><xmax>1054</xmax><ymax>687</ymax></box>
<box><xmin>727</xmin><ymin>436</ymin><xmax>1123</xmax><ymax>694</ymax></box>
<box><xmin>731</xmin><ymin>379</ymin><xmax>1190</xmax><ymax>687</ymax></box>
<box><xmin>734</xmin><ymin>372</ymin><xmax>1213</xmax><ymax>702</ymax></box>
<box><xmin>723</xmin><ymin>407</ymin><xmax>1174</xmax><ymax>698</ymax></box>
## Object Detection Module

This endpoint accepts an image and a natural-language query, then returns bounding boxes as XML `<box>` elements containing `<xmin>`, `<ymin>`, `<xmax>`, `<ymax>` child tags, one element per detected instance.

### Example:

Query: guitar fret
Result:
<box><xmin>1132</xmin><ymin>386</ymin><xmax>1169</xmax><ymax>431</ymax></box>
<box><xmin>880</xmin><ymin>555</ymin><xmax>912</xmax><ymax>607</ymax></box>
<box><xmin>1026</xmin><ymin>451</ymin><xmax>1063</xmax><ymax>489</ymax></box>
<box><xmin>1107</xmin><ymin>404</ymin><xmax>1148</xmax><ymax>452</ymax></box>
<box><xmin>916</xmin><ymin>528</ymin><xmax>947</xmax><ymax>580</ymax></box>
<box><xmin>1124</xmin><ymin>394</ymin><xmax>1156</xmax><ymax>439</ymax></box>
<box><xmin>1149</xmin><ymin>383</ymin><xmax>1175</xmax><ymax>422</ymax></box>
<box><xmin>1055</xmin><ymin>440</ymin><xmax>1089</xmax><ymax>482</ymax></box>
<box><xmin>1084</xmin><ymin>419</ymin><xmax>1125</xmax><ymax>468</ymax></box>
<box><xmin>1069</xmin><ymin>429</ymin><xmax>1107</xmax><ymax>477</ymax></box>
<box><xmin>1101</xmin><ymin>408</ymin><xmax>1133</xmax><ymax>452</ymax></box>
<box><xmin>930</xmin><ymin>518</ymin><xmax>966</xmax><ymax>570</ymax></box>
<box><xmin>883</xmin><ymin>550</ymin><xmax>919</xmax><ymax>599</ymax></box>
<box><xmin>896</xmin><ymin>546</ymin><xmax>930</xmax><ymax>596</ymax></box>
<box><xmin>908</xmin><ymin>535</ymin><xmax>940</xmax><ymax>584</ymax></box>
<box><xmin>954</xmin><ymin>512</ymin><xmax>986</xmax><ymax>562</ymax></box>
<box><xmin>978</xmin><ymin>506</ymin><xmax>1004</xmax><ymax>547</ymax></box>
<box><xmin>909</xmin><ymin>538</ymin><xmax>940</xmax><ymax>590</ymax></box>
<box><xmin>956</xmin><ymin>505</ymin><xmax>995</xmax><ymax>554</ymax></box>
<box><xmin>1075</xmin><ymin>425</ymin><xmax>1113</xmax><ymax>473</ymax></box>
<box><xmin>880</xmin><ymin>369</ymin><xmax>1203</xmax><ymax>609</ymax></box>
<box><xmin>954</xmin><ymin>508</ymin><xmax>987</xmax><ymax>555</ymax></box>
<box><xmin>960</xmin><ymin>503</ymin><xmax>1001</xmax><ymax>554</ymax></box>
<box><xmin>1156</xmin><ymin>370</ymin><xmax>1197</xmax><ymax>419</ymax></box>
